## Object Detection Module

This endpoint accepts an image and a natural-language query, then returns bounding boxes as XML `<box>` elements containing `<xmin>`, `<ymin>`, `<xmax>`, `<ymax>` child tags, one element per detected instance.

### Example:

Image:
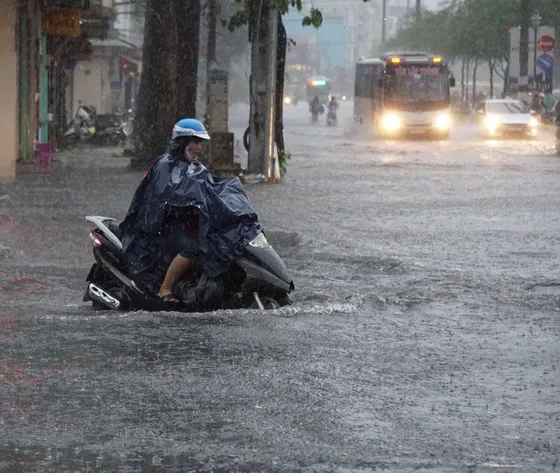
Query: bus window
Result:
<box><xmin>354</xmin><ymin>64</ymin><xmax>380</xmax><ymax>99</ymax></box>
<box><xmin>384</xmin><ymin>65</ymin><xmax>449</xmax><ymax>106</ymax></box>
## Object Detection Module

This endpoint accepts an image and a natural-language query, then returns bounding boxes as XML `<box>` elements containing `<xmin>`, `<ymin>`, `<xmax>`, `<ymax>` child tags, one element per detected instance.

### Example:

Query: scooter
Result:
<box><xmin>83</xmin><ymin>216</ymin><xmax>295</xmax><ymax>312</ymax></box>
<box><xmin>63</xmin><ymin>106</ymin><xmax>123</xmax><ymax>148</ymax></box>
<box><xmin>326</xmin><ymin>109</ymin><xmax>337</xmax><ymax>126</ymax></box>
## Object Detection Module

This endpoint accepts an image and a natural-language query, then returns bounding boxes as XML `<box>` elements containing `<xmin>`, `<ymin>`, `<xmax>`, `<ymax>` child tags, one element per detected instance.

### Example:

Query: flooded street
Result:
<box><xmin>1</xmin><ymin>102</ymin><xmax>559</xmax><ymax>472</ymax></box>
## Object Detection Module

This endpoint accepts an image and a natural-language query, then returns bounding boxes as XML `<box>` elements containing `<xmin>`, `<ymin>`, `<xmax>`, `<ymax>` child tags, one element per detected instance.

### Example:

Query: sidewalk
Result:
<box><xmin>0</xmin><ymin>144</ymin><xmax>275</xmax><ymax>268</ymax></box>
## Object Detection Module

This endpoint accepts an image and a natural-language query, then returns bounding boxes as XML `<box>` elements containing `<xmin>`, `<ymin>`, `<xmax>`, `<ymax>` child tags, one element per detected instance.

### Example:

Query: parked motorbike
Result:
<box><xmin>117</xmin><ymin>109</ymin><xmax>134</xmax><ymax>145</ymax></box>
<box><xmin>63</xmin><ymin>105</ymin><xmax>124</xmax><ymax>148</ymax></box>
<box><xmin>83</xmin><ymin>216</ymin><xmax>295</xmax><ymax>312</ymax></box>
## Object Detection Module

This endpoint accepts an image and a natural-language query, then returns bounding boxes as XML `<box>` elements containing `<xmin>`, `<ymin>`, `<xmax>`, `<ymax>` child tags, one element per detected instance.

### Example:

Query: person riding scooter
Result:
<box><xmin>309</xmin><ymin>96</ymin><xmax>324</xmax><ymax>122</ymax></box>
<box><xmin>119</xmin><ymin>118</ymin><xmax>211</xmax><ymax>305</ymax></box>
<box><xmin>555</xmin><ymin>101</ymin><xmax>560</xmax><ymax>155</ymax></box>
<box><xmin>119</xmin><ymin>118</ymin><xmax>263</xmax><ymax>308</ymax></box>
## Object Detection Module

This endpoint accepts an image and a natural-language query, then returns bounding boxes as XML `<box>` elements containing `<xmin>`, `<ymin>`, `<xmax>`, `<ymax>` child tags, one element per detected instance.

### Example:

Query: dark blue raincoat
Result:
<box><xmin>120</xmin><ymin>151</ymin><xmax>261</xmax><ymax>291</ymax></box>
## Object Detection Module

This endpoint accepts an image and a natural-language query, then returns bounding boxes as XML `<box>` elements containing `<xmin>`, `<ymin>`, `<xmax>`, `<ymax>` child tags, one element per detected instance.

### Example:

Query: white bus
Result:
<box><xmin>354</xmin><ymin>52</ymin><xmax>456</xmax><ymax>139</ymax></box>
<box><xmin>353</xmin><ymin>57</ymin><xmax>385</xmax><ymax>127</ymax></box>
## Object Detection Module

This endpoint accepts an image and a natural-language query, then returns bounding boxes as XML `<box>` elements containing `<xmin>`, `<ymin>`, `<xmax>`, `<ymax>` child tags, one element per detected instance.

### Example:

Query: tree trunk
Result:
<box><xmin>175</xmin><ymin>0</ymin><xmax>201</xmax><ymax>120</ymax></box>
<box><xmin>460</xmin><ymin>58</ymin><xmax>466</xmax><ymax>108</ymax></box>
<box><xmin>247</xmin><ymin>0</ymin><xmax>269</xmax><ymax>174</ymax></box>
<box><xmin>274</xmin><ymin>12</ymin><xmax>286</xmax><ymax>158</ymax></box>
<box><xmin>465</xmin><ymin>59</ymin><xmax>470</xmax><ymax>108</ymax></box>
<box><xmin>488</xmin><ymin>59</ymin><xmax>494</xmax><ymax>98</ymax></box>
<box><xmin>471</xmin><ymin>59</ymin><xmax>478</xmax><ymax>104</ymax></box>
<box><xmin>132</xmin><ymin>0</ymin><xmax>170</xmax><ymax>166</ymax></box>
<box><xmin>132</xmin><ymin>0</ymin><xmax>201</xmax><ymax>169</ymax></box>
<box><xmin>502</xmin><ymin>60</ymin><xmax>509</xmax><ymax>98</ymax></box>
<box><xmin>519</xmin><ymin>0</ymin><xmax>530</xmax><ymax>90</ymax></box>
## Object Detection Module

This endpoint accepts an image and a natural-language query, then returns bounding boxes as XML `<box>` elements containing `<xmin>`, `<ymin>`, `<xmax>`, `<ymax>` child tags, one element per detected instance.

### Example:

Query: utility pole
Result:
<box><xmin>381</xmin><ymin>0</ymin><xmax>387</xmax><ymax>44</ymax></box>
<box><xmin>207</xmin><ymin>0</ymin><xmax>217</xmax><ymax>65</ymax></box>
<box><xmin>264</xmin><ymin>1</ymin><xmax>279</xmax><ymax>181</ymax></box>
<box><xmin>519</xmin><ymin>0</ymin><xmax>530</xmax><ymax>91</ymax></box>
<box><xmin>416</xmin><ymin>0</ymin><xmax>421</xmax><ymax>22</ymax></box>
<box><xmin>206</xmin><ymin>0</ymin><xmax>217</xmax><ymax>109</ymax></box>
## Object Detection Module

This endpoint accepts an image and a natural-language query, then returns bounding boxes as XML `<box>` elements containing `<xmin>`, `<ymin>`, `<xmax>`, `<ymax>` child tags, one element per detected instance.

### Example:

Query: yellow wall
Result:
<box><xmin>0</xmin><ymin>0</ymin><xmax>18</xmax><ymax>180</ymax></box>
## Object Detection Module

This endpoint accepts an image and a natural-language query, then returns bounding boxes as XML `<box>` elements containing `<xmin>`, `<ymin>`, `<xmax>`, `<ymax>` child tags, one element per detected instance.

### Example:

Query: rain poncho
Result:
<box><xmin>120</xmin><ymin>150</ymin><xmax>261</xmax><ymax>288</ymax></box>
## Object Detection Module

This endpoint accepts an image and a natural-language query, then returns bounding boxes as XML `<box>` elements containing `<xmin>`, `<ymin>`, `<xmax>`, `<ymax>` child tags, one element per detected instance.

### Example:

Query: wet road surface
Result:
<box><xmin>0</xmin><ymin>102</ymin><xmax>559</xmax><ymax>472</ymax></box>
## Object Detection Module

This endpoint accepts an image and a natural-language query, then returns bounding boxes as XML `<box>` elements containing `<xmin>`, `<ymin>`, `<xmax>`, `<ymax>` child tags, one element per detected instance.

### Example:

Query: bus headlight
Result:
<box><xmin>382</xmin><ymin>114</ymin><xmax>401</xmax><ymax>132</ymax></box>
<box><xmin>434</xmin><ymin>114</ymin><xmax>451</xmax><ymax>130</ymax></box>
<box><xmin>484</xmin><ymin>115</ymin><xmax>500</xmax><ymax>130</ymax></box>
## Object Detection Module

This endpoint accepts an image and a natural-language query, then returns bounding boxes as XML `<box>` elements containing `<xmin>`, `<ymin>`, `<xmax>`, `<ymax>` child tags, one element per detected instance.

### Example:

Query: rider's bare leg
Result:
<box><xmin>158</xmin><ymin>254</ymin><xmax>196</xmax><ymax>299</ymax></box>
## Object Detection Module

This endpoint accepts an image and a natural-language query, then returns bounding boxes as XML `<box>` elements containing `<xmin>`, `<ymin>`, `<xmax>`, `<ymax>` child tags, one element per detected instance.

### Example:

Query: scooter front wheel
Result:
<box><xmin>249</xmin><ymin>293</ymin><xmax>280</xmax><ymax>310</ymax></box>
<box><xmin>248</xmin><ymin>292</ymin><xmax>292</xmax><ymax>310</ymax></box>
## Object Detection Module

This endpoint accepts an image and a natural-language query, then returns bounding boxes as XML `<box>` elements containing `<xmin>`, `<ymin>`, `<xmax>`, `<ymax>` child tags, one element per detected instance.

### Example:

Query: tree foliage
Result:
<box><xmin>227</xmin><ymin>0</ymin><xmax>326</xmax><ymax>31</ymax></box>
<box><xmin>385</xmin><ymin>0</ymin><xmax>559</xmax><ymax>63</ymax></box>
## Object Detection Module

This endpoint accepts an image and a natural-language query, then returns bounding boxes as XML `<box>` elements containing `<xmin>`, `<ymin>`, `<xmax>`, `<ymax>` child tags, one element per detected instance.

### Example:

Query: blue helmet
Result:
<box><xmin>171</xmin><ymin>118</ymin><xmax>210</xmax><ymax>141</ymax></box>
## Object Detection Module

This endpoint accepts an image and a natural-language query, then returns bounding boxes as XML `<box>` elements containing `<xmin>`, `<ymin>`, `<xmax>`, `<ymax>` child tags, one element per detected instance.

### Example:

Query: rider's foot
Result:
<box><xmin>158</xmin><ymin>292</ymin><xmax>181</xmax><ymax>305</ymax></box>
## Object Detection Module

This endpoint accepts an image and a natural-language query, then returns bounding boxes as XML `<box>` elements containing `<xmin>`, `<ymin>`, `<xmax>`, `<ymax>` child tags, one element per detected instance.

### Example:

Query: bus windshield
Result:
<box><xmin>384</xmin><ymin>64</ymin><xmax>449</xmax><ymax>108</ymax></box>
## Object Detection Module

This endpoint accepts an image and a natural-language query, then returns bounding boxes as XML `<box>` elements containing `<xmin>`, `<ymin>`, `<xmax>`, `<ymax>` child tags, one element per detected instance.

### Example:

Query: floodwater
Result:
<box><xmin>0</xmin><ymin>102</ymin><xmax>558</xmax><ymax>472</ymax></box>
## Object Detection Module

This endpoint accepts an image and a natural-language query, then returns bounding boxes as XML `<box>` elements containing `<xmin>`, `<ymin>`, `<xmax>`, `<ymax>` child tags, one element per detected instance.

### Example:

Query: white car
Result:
<box><xmin>476</xmin><ymin>99</ymin><xmax>539</xmax><ymax>138</ymax></box>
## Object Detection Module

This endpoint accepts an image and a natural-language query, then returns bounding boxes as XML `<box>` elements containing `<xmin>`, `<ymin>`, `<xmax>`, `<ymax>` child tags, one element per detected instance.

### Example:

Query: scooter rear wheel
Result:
<box><xmin>91</xmin><ymin>283</ymin><xmax>131</xmax><ymax>311</ymax></box>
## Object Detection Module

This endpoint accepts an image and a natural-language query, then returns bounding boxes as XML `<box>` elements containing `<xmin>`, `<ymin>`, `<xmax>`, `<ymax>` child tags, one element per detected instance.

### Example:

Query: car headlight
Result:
<box><xmin>248</xmin><ymin>232</ymin><xmax>270</xmax><ymax>249</ymax></box>
<box><xmin>529</xmin><ymin>117</ymin><xmax>539</xmax><ymax>128</ymax></box>
<box><xmin>484</xmin><ymin>115</ymin><xmax>500</xmax><ymax>129</ymax></box>
<box><xmin>382</xmin><ymin>114</ymin><xmax>401</xmax><ymax>132</ymax></box>
<box><xmin>434</xmin><ymin>114</ymin><xmax>451</xmax><ymax>130</ymax></box>
<box><xmin>284</xmin><ymin>96</ymin><xmax>292</xmax><ymax>105</ymax></box>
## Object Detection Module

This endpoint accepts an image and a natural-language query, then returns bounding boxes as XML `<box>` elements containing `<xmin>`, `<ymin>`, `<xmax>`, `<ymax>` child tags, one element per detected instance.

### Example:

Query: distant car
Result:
<box><xmin>475</xmin><ymin>99</ymin><xmax>539</xmax><ymax>138</ymax></box>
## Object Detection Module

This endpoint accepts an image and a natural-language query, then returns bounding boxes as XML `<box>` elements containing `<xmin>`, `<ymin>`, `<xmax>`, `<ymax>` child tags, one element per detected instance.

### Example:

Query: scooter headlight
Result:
<box><xmin>248</xmin><ymin>232</ymin><xmax>270</xmax><ymax>249</ymax></box>
<box><xmin>529</xmin><ymin>117</ymin><xmax>539</xmax><ymax>128</ymax></box>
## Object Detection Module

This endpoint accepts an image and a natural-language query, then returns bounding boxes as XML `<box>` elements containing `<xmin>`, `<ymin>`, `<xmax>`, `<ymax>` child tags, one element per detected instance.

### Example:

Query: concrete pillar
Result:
<box><xmin>0</xmin><ymin>0</ymin><xmax>18</xmax><ymax>179</ymax></box>
<box><xmin>207</xmin><ymin>67</ymin><xmax>229</xmax><ymax>133</ymax></box>
<box><xmin>207</xmin><ymin>67</ymin><xmax>239</xmax><ymax>176</ymax></box>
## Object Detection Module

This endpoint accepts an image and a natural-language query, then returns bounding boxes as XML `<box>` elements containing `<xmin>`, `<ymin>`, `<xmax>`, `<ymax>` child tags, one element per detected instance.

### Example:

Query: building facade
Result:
<box><xmin>282</xmin><ymin>0</ymin><xmax>380</xmax><ymax>95</ymax></box>
<box><xmin>0</xmin><ymin>0</ymin><xmax>18</xmax><ymax>179</ymax></box>
<box><xmin>0</xmin><ymin>0</ymin><xmax>116</xmax><ymax>179</ymax></box>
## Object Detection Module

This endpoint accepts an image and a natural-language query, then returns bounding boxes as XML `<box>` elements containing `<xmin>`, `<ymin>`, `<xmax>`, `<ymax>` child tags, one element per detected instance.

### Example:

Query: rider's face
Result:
<box><xmin>185</xmin><ymin>137</ymin><xmax>203</xmax><ymax>158</ymax></box>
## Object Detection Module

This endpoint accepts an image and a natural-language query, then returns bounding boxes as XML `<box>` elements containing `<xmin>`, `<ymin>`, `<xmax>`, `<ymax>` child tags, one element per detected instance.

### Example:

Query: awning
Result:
<box><xmin>89</xmin><ymin>38</ymin><xmax>134</xmax><ymax>49</ymax></box>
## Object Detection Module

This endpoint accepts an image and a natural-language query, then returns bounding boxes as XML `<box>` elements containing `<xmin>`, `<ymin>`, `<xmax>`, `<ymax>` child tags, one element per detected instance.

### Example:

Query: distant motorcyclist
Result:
<box><xmin>555</xmin><ymin>101</ymin><xmax>560</xmax><ymax>154</ymax></box>
<box><xmin>328</xmin><ymin>96</ymin><xmax>339</xmax><ymax>114</ymax></box>
<box><xmin>530</xmin><ymin>91</ymin><xmax>541</xmax><ymax>115</ymax></box>
<box><xmin>327</xmin><ymin>96</ymin><xmax>339</xmax><ymax>125</ymax></box>
<box><xmin>310</xmin><ymin>95</ymin><xmax>321</xmax><ymax>111</ymax></box>
<box><xmin>309</xmin><ymin>95</ymin><xmax>323</xmax><ymax>122</ymax></box>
